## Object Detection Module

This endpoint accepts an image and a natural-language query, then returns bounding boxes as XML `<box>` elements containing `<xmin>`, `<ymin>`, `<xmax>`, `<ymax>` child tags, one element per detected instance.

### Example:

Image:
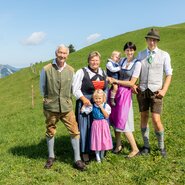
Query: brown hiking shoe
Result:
<box><xmin>73</xmin><ymin>160</ymin><xmax>86</xmax><ymax>171</ymax></box>
<box><xmin>160</xmin><ymin>148</ymin><xmax>167</xmax><ymax>157</ymax></box>
<box><xmin>44</xmin><ymin>157</ymin><xmax>55</xmax><ymax>169</ymax></box>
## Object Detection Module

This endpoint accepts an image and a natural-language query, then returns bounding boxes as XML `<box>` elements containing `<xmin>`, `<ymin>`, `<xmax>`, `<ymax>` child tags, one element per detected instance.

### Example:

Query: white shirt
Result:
<box><xmin>81</xmin><ymin>103</ymin><xmax>111</xmax><ymax>115</ymax></box>
<box><xmin>72</xmin><ymin>67</ymin><xmax>106</xmax><ymax>99</ymax></box>
<box><xmin>106</xmin><ymin>59</ymin><xmax>121</xmax><ymax>72</ymax></box>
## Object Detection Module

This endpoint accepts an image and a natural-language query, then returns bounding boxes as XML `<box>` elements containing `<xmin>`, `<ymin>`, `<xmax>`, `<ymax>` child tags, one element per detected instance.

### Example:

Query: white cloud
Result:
<box><xmin>86</xmin><ymin>33</ymin><xmax>101</xmax><ymax>44</ymax></box>
<box><xmin>22</xmin><ymin>32</ymin><xmax>46</xmax><ymax>45</ymax></box>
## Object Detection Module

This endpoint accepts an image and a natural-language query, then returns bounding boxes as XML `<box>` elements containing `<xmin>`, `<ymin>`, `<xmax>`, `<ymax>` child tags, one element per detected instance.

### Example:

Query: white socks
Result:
<box><xmin>95</xmin><ymin>150</ymin><xmax>105</xmax><ymax>162</ymax></box>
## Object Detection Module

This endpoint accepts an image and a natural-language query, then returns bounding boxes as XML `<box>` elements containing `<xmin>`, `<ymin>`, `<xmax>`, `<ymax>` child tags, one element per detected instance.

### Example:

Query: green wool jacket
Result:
<box><xmin>43</xmin><ymin>63</ymin><xmax>74</xmax><ymax>113</ymax></box>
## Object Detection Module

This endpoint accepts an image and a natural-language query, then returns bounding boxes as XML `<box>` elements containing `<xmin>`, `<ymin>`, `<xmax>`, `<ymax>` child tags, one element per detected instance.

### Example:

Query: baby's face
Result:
<box><xmin>112</xmin><ymin>54</ymin><xmax>120</xmax><ymax>62</ymax></box>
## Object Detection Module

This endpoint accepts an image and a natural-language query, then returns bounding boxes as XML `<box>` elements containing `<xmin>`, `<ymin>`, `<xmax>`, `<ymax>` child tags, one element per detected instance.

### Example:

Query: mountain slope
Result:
<box><xmin>0</xmin><ymin>64</ymin><xmax>20</xmax><ymax>78</ymax></box>
<box><xmin>0</xmin><ymin>23</ymin><xmax>184</xmax><ymax>119</ymax></box>
<box><xmin>0</xmin><ymin>23</ymin><xmax>185</xmax><ymax>184</ymax></box>
<box><xmin>0</xmin><ymin>23</ymin><xmax>184</xmax><ymax>118</ymax></box>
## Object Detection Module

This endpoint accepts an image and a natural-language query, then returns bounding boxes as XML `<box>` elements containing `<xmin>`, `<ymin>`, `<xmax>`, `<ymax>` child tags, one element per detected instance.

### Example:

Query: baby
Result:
<box><xmin>106</xmin><ymin>51</ymin><xmax>121</xmax><ymax>106</ymax></box>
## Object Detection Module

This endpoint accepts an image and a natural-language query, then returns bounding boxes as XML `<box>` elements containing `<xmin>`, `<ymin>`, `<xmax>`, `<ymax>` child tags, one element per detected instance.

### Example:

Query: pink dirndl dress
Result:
<box><xmin>91</xmin><ymin>104</ymin><xmax>113</xmax><ymax>151</ymax></box>
<box><xmin>109</xmin><ymin>86</ymin><xmax>132</xmax><ymax>130</ymax></box>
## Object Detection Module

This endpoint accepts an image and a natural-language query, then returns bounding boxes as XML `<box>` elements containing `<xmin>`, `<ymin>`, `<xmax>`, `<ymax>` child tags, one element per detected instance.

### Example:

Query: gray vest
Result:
<box><xmin>43</xmin><ymin>63</ymin><xmax>74</xmax><ymax>113</ymax></box>
<box><xmin>138</xmin><ymin>49</ymin><xmax>165</xmax><ymax>92</ymax></box>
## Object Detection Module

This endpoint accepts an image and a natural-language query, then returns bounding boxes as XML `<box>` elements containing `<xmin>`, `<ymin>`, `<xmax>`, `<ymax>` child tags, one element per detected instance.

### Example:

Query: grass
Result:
<box><xmin>0</xmin><ymin>23</ymin><xmax>185</xmax><ymax>184</ymax></box>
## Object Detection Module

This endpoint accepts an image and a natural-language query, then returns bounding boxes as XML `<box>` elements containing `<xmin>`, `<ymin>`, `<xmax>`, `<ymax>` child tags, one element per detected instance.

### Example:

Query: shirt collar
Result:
<box><xmin>87</xmin><ymin>65</ymin><xmax>99</xmax><ymax>74</ymax></box>
<box><xmin>147</xmin><ymin>47</ymin><xmax>158</xmax><ymax>55</ymax></box>
<box><xmin>52</xmin><ymin>59</ymin><xmax>66</xmax><ymax>71</ymax></box>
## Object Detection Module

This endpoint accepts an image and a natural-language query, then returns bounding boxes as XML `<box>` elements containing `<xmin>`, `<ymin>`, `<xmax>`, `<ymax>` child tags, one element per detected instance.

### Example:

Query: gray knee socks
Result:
<box><xmin>71</xmin><ymin>137</ymin><xmax>81</xmax><ymax>162</ymax></box>
<box><xmin>46</xmin><ymin>136</ymin><xmax>55</xmax><ymax>158</ymax></box>
<box><xmin>47</xmin><ymin>136</ymin><xmax>81</xmax><ymax>162</ymax></box>
<box><xmin>141</xmin><ymin>127</ymin><xmax>150</xmax><ymax>148</ymax></box>
<box><xmin>155</xmin><ymin>131</ymin><xmax>164</xmax><ymax>149</ymax></box>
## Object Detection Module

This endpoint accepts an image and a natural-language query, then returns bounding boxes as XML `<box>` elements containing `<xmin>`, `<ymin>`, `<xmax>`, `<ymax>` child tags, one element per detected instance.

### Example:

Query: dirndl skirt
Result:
<box><xmin>91</xmin><ymin>119</ymin><xmax>113</xmax><ymax>151</ymax></box>
<box><xmin>75</xmin><ymin>94</ymin><xmax>93</xmax><ymax>153</ymax></box>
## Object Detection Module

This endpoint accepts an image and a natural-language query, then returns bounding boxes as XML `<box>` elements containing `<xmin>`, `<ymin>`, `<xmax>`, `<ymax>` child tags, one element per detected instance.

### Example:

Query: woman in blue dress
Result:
<box><xmin>73</xmin><ymin>51</ymin><xmax>108</xmax><ymax>162</ymax></box>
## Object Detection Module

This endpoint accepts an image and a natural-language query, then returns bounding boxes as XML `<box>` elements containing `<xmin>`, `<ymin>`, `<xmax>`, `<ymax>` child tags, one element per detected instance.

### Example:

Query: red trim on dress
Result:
<box><xmin>92</xmin><ymin>81</ymin><xmax>105</xmax><ymax>90</ymax></box>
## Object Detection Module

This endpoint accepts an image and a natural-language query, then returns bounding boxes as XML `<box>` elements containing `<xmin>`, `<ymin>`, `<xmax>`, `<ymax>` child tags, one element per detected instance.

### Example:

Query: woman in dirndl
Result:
<box><xmin>73</xmin><ymin>51</ymin><xmax>108</xmax><ymax>163</ymax></box>
<box><xmin>109</xmin><ymin>42</ymin><xmax>141</xmax><ymax>158</ymax></box>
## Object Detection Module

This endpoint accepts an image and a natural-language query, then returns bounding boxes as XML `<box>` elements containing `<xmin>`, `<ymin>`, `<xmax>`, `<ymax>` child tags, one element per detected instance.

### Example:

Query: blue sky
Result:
<box><xmin>1</xmin><ymin>0</ymin><xmax>185</xmax><ymax>68</ymax></box>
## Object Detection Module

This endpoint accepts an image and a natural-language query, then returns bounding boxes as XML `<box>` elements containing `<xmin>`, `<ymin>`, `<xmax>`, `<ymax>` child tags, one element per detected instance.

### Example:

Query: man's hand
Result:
<box><xmin>155</xmin><ymin>89</ymin><xmax>165</xmax><ymax>99</ymax></box>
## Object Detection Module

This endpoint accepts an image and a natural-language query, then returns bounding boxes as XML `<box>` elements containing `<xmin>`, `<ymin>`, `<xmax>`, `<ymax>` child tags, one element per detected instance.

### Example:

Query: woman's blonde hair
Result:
<box><xmin>88</xmin><ymin>51</ymin><xmax>101</xmax><ymax>63</ymax></box>
<box><xmin>93</xmin><ymin>89</ymin><xmax>106</xmax><ymax>103</ymax></box>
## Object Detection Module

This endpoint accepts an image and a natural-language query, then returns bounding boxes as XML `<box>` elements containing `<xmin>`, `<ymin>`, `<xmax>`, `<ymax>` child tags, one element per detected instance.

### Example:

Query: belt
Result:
<box><xmin>140</xmin><ymin>88</ymin><xmax>158</xmax><ymax>98</ymax></box>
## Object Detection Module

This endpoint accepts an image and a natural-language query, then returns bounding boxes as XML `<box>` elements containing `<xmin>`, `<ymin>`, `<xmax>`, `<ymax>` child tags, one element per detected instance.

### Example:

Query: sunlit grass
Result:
<box><xmin>0</xmin><ymin>23</ymin><xmax>185</xmax><ymax>184</ymax></box>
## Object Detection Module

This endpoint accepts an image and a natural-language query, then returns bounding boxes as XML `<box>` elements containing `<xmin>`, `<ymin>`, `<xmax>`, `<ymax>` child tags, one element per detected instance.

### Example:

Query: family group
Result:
<box><xmin>40</xmin><ymin>28</ymin><xmax>173</xmax><ymax>171</ymax></box>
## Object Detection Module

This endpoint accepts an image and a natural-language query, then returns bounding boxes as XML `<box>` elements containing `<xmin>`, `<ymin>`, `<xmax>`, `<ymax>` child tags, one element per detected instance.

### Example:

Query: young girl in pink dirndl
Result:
<box><xmin>90</xmin><ymin>89</ymin><xmax>113</xmax><ymax>162</ymax></box>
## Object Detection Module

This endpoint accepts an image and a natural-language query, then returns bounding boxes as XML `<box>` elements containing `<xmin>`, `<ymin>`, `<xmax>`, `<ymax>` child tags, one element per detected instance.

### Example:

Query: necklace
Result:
<box><xmin>125</xmin><ymin>61</ymin><xmax>131</xmax><ymax>69</ymax></box>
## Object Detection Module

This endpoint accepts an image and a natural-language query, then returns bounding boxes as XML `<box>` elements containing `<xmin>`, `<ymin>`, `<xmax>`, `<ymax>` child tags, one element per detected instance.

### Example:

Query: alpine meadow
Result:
<box><xmin>0</xmin><ymin>23</ymin><xmax>185</xmax><ymax>185</ymax></box>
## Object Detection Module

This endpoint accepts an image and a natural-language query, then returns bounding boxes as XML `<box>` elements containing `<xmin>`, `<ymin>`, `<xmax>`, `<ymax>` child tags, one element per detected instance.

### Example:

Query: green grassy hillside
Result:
<box><xmin>0</xmin><ymin>23</ymin><xmax>185</xmax><ymax>185</ymax></box>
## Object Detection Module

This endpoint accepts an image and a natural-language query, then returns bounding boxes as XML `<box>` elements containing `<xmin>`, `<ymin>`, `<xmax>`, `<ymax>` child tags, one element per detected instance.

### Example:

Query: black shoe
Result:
<box><xmin>44</xmin><ymin>157</ymin><xmax>55</xmax><ymax>169</ymax></box>
<box><xmin>140</xmin><ymin>146</ymin><xmax>150</xmax><ymax>155</ymax></box>
<box><xmin>112</xmin><ymin>145</ymin><xmax>123</xmax><ymax>154</ymax></box>
<box><xmin>160</xmin><ymin>148</ymin><xmax>167</xmax><ymax>157</ymax></box>
<box><xmin>73</xmin><ymin>160</ymin><xmax>86</xmax><ymax>171</ymax></box>
<box><xmin>82</xmin><ymin>154</ymin><xmax>90</xmax><ymax>165</ymax></box>
<box><xmin>82</xmin><ymin>159</ymin><xmax>90</xmax><ymax>165</ymax></box>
